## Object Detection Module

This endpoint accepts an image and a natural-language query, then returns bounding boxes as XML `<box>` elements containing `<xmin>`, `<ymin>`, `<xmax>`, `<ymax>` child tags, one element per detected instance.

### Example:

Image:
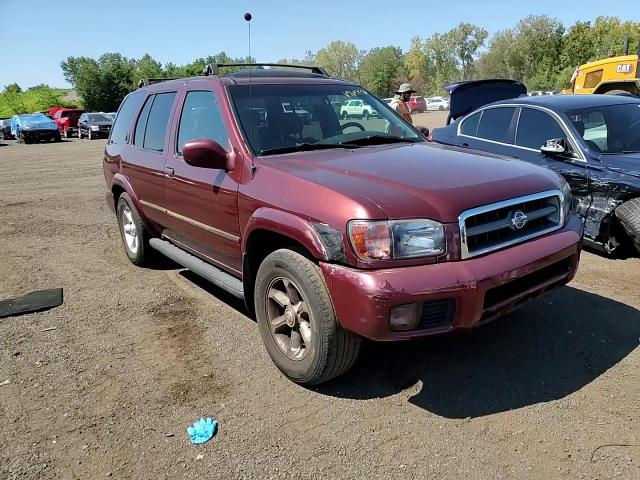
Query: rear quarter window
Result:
<box><xmin>460</xmin><ymin>112</ymin><xmax>481</xmax><ymax>136</ymax></box>
<box><xmin>110</xmin><ymin>91</ymin><xmax>146</xmax><ymax>144</ymax></box>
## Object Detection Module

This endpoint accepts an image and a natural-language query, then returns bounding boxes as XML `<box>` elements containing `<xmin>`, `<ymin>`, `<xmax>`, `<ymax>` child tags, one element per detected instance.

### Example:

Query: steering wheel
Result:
<box><xmin>341</xmin><ymin>122</ymin><xmax>365</xmax><ymax>132</ymax></box>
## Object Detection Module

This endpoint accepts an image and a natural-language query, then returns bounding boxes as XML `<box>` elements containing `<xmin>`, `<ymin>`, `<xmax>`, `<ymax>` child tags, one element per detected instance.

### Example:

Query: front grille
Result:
<box><xmin>459</xmin><ymin>190</ymin><xmax>562</xmax><ymax>258</ymax></box>
<box><xmin>416</xmin><ymin>298</ymin><xmax>456</xmax><ymax>330</ymax></box>
<box><xmin>481</xmin><ymin>257</ymin><xmax>572</xmax><ymax>320</ymax></box>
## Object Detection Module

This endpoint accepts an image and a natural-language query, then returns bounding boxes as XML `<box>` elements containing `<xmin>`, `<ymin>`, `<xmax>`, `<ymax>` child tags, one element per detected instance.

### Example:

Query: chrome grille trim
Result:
<box><xmin>459</xmin><ymin>189</ymin><xmax>563</xmax><ymax>259</ymax></box>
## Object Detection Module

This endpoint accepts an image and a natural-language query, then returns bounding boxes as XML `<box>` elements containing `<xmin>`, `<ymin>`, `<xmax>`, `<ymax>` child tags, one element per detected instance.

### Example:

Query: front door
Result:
<box><xmin>163</xmin><ymin>89</ymin><xmax>241</xmax><ymax>274</ymax></box>
<box><xmin>513</xmin><ymin>107</ymin><xmax>590</xmax><ymax>222</ymax></box>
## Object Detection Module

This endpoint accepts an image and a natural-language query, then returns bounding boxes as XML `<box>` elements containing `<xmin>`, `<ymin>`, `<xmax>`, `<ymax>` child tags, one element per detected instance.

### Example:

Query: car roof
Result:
<box><xmin>492</xmin><ymin>94</ymin><xmax>640</xmax><ymax>111</ymax></box>
<box><xmin>139</xmin><ymin>69</ymin><xmax>356</xmax><ymax>93</ymax></box>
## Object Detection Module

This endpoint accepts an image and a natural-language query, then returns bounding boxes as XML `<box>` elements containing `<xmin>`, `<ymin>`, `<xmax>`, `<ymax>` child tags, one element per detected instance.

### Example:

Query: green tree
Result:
<box><xmin>315</xmin><ymin>41</ymin><xmax>362</xmax><ymax>81</ymax></box>
<box><xmin>403</xmin><ymin>37</ymin><xmax>432</xmax><ymax>93</ymax></box>
<box><xmin>359</xmin><ymin>46</ymin><xmax>404</xmax><ymax>97</ymax></box>
<box><xmin>134</xmin><ymin>54</ymin><xmax>164</xmax><ymax>83</ymax></box>
<box><xmin>61</xmin><ymin>53</ymin><xmax>135</xmax><ymax>111</ymax></box>
<box><xmin>424</xmin><ymin>32</ymin><xmax>459</xmax><ymax>93</ymax></box>
<box><xmin>445</xmin><ymin>23</ymin><xmax>488</xmax><ymax>80</ymax></box>
<box><xmin>3</xmin><ymin>83</ymin><xmax>22</xmax><ymax>95</ymax></box>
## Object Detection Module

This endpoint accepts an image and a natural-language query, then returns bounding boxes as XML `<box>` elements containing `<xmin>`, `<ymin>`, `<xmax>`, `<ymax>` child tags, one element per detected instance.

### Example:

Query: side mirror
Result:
<box><xmin>540</xmin><ymin>138</ymin><xmax>567</xmax><ymax>155</ymax></box>
<box><xmin>417</xmin><ymin>126</ymin><xmax>430</xmax><ymax>137</ymax></box>
<box><xmin>183</xmin><ymin>139</ymin><xmax>231</xmax><ymax>170</ymax></box>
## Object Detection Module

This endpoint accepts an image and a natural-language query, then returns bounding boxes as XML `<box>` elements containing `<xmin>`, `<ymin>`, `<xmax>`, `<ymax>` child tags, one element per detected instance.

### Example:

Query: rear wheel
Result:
<box><xmin>616</xmin><ymin>198</ymin><xmax>640</xmax><ymax>254</ymax></box>
<box><xmin>341</xmin><ymin>111</ymin><xmax>348</xmax><ymax>119</ymax></box>
<box><xmin>116</xmin><ymin>193</ymin><xmax>153</xmax><ymax>266</ymax></box>
<box><xmin>439</xmin><ymin>105</ymin><xmax>444</xmax><ymax>111</ymax></box>
<box><xmin>254</xmin><ymin>249</ymin><xmax>361</xmax><ymax>385</ymax></box>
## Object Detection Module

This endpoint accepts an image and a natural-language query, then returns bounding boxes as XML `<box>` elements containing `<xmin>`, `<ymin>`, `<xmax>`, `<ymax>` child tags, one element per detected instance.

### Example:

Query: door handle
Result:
<box><xmin>164</xmin><ymin>167</ymin><xmax>174</xmax><ymax>176</ymax></box>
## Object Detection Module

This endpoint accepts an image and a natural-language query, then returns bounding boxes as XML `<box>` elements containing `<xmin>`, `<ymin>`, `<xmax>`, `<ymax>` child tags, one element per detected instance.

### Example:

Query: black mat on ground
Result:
<box><xmin>0</xmin><ymin>288</ymin><xmax>64</xmax><ymax>319</ymax></box>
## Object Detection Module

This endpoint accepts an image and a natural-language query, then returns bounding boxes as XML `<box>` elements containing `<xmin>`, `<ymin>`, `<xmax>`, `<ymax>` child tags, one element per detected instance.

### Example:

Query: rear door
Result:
<box><xmin>123</xmin><ymin>91</ymin><xmax>177</xmax><ymax>226</ymax></box>
<box><xmin>513</xmin><ymin>106</ymin><xmax>590</xmax><ymax>219</ymax></box>
<box><xmin>162</xmin><ymin>88</ymin><xmax>242</xmax><ymax>273</ymax></box>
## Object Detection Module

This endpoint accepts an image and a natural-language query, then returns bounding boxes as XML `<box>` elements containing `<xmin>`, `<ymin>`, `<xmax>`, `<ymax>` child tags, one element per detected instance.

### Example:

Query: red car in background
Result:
<box><xmin>50</xmin><ymin>108</ymin><xmax>84</xmax><ymax>138</ymax></box>
<box><xmin>408</xmin><ymin>95</ymin><xmax>427</xmax><ymax>113</ymax></box>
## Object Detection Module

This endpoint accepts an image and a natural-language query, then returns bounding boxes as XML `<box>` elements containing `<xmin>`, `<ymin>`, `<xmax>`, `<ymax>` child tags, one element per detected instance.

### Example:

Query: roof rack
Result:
<box><xmin>137</xmin><ymin>78</ymin><xmax>180</xmax><ymax>88</ymax></box>
<box><xmin>200</xmin><ymin>63</ymin><xmax>330</xmax><ymax>77</ymax></box>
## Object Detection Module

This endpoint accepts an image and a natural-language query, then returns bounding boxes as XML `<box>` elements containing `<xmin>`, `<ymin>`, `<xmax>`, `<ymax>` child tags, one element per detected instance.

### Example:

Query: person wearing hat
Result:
<box><xmin>389</xmin><ymin>83</ymin><xmax>415</xmax><ymax>124</ymax></box>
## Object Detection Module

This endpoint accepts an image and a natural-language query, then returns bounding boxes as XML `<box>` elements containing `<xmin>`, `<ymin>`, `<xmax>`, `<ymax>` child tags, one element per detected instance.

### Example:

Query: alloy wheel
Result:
<box><xmin>266</xmin><ymin>276</ymin><xmax>313</xmax><ymax>360</ymax></box>
<box><xmin>121</xmin><ymin>205</ymin><xmax>138</xmax><ymax>255</ymax></box>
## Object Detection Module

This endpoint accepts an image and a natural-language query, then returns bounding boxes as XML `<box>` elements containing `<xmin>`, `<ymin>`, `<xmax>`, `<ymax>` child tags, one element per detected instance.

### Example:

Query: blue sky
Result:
<box><xmin>0</xmin><ymin>0</ymin><xmax>633</xmax><ymax>89</ymax></box>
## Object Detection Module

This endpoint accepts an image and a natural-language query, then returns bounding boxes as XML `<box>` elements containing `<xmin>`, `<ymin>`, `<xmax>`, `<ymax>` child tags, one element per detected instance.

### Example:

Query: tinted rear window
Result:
<box><xmin>476</xmin><ymin>107</ymin><xmax>516</xmax><ymax>143</ymax></box>
<box><xmin>142</xmin><ymin>92</ymin><xmax>176</xmax><ymax>152</ymax></box>
<box><xmin>110</xmin><ymin>91</ymin><xmax>145</xmax><ymax>144</ymax></box>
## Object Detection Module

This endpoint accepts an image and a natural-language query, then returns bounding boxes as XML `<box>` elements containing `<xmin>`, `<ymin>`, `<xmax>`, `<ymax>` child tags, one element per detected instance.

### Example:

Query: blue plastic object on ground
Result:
<box><xmin>187</xmin><ymin>417</ymin><xmax>218</xmax><ymax>444</ymax></box>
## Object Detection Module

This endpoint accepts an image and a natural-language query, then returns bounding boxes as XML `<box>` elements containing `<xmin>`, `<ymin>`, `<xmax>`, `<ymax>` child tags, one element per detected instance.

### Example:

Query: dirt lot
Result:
<box><xmin>1</xmin><ymin>112</ymin><xmax>639</xmax><ymax>479</ymax></box>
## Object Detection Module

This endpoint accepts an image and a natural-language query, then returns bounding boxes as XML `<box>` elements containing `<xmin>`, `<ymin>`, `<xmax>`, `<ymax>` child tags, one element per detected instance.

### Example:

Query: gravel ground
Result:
<box><xmin>1</xmin><ymin>121</ymin><xmax>639</xmax><ymax>479</ymax></box>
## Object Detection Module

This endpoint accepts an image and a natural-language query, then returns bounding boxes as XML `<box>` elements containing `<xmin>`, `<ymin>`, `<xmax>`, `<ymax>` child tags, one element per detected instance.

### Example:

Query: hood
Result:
<box><xmin>444</xmin><ymin>79</ymin><xmax>527</xmax><ymax>122</ymax></box>
<box><xmin>600</xmin><ymin>153</ymin><xmax>640</xmax><ymax>179</ymax></box>
<box><xmin>264</xmin><ymin>143</ymin><xmax>563</xmax><ymax>223</ymax></box>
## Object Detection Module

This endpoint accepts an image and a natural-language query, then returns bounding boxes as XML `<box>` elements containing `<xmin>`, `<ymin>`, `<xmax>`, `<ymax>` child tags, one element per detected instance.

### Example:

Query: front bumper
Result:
<box><xmin>22</xmin><ymin>130</ymin><xmax>59</xmax><ymax>141</ymax></box>
<box><xmin>321</xmin><ymin>214</ymin><xmax>582</xmax><ymax>341</ymax></box>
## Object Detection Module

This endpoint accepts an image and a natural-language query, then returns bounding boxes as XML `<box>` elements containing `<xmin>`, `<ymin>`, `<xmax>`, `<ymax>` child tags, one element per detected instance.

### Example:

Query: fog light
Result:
<box><xmin>389</xmin><ymin>303</ymin><xmax>419</xmax><ymax>331</ymax></box>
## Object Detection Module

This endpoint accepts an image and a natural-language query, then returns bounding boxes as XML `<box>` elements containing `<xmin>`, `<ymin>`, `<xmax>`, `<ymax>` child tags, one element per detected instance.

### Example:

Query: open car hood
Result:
<box><xmin>444</xmin><ymin>79</ymin><xmax>527</xmax><ymax>123</ymax></box>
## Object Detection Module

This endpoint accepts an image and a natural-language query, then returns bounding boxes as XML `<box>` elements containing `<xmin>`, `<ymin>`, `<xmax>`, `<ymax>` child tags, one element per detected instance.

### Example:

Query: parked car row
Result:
<box><xmin>2</xmin><ymin>108</ymin><xmax>115</xmax><ymax>144</ymax></box>
<box><xmin>382</xmin><ymin>95</ymin><xmax>450</xmax><ymax>112</ymax></box>
<box><xmin>103</xmin><ymin>65</ymin><xmax>584</xmax><ymax>386</ymax></box>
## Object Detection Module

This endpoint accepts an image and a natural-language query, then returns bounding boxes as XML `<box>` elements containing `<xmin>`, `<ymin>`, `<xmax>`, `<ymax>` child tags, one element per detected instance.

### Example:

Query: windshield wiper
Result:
<box><xmin>339</xmin><ymin>135</ymin><xmax>416</xmax><ymax>146</ymax></box>
<box><xmin>260</xmin><ymin>142</ymin><xmax>360</xmax><ymax>156</ymax></box>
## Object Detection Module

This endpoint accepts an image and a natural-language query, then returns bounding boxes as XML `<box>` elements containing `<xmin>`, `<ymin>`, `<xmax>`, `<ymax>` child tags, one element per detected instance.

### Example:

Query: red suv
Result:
<box><xmin>104</xmin><ymin>64</ymin><xmax>582</xmax><ymax>385</ymax></box>
<box><xmin>50</xmin><ymin>108</ymin><xmax>84</xmax><ymax>138</ymax></box>
<box><xmin>408</xmin><ymin>95</ymin><xmax>427</xmax><ymax>113</ymax></box>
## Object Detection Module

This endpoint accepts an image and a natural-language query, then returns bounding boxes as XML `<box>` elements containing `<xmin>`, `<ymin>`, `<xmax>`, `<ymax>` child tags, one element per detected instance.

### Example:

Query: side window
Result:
<box><xmin>134</xmin><ymin>95</ymin><xmax>154</xmax><ymax>147</ymax></box>
<box><xmin>584</xmin><ymin>70</ymin><xmax>603</xmax><ymax>89</ymax></box>
<box><xmin>110</xmin><ymin>90</ymin><xmax>145</xmax><ymax>144</ymax></box>
<box><xmin>476</xmin><ymin>107</ymin><xmax>516</xmax><ymax>144</ymax></box>
<box><xmin>460</xmin><ymin>112</ymin><xmax>481</xmax><ymax>136</ymax></box>
<box><xmin>516</xmin><ymin>108</ymin><xmax>566</xmax><ymax>150</ymax></box>
<box><xmin>143</xmin><ymin>92</ymin><xmax>177</xmax><ymax>152</ymax></box>
<box><xmin>177</xmin><ymin>91</ymin><xmax>228</xmax><ymax>154</ymax></box>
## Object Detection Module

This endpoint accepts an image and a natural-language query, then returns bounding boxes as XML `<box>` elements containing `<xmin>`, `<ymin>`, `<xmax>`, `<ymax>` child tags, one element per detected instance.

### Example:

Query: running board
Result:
<box><xmin>149</xmin><ymin>238</ymin><xmax>244</xmax><ymax>299</ymax></box>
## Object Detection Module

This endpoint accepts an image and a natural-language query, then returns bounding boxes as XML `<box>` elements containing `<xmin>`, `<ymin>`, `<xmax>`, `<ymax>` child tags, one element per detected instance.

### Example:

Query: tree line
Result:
<box><xmin>2</xmin><ymin>15</ymin><xmax>638</xmax><ymax>114</ymax></box>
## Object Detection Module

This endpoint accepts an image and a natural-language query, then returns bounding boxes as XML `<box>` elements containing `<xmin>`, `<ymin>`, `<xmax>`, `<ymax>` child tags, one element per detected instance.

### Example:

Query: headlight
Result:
<box><xmin>560</xmin><ymin>180</ymin><xmax>573</xmax><ymax>225</ymax></box>
<box><xmin>348</xmin><ymin>219</ymin><xmax>445</xmax><ymax>261</ymax></box>
<box><xmin>90</xmin><ymin>125</ymin><xmax>99</xmax><ymax>131</ymax></box>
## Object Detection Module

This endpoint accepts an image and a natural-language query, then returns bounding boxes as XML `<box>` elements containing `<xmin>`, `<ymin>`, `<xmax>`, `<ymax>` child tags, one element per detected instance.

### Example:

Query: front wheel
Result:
<box><xmin>616</xmin><ymin>198</ymin><xmax>640</xmax><ymax>254</ymax></box>
<box><xmin>254</xmin><ymin>249</ymin><xmax>361</xmax><ymax>385</ymax></box>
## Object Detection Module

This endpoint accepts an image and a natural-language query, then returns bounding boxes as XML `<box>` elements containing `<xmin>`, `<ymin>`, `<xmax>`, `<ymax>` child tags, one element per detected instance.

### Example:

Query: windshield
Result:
<box><xmin>88</xmin><ymin>114</ymin><xmax>111</xmax><ymax>122</ymax></box>
<box><xmin>567</xmin><ymin>103</ymin><xmax>640</xmax><ymax>154</ymax></box>
<box><xmin>228</xmin><ymin>83</ymin><xmax>421</xmax><ymax>155</ymax></box>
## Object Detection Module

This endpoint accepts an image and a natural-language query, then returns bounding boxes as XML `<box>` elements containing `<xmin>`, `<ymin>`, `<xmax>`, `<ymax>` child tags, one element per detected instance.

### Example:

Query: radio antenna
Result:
<box><xmin>244</xmin><ymin>12</ymin><xmax>254</xmax><ymax>143</ymax></box>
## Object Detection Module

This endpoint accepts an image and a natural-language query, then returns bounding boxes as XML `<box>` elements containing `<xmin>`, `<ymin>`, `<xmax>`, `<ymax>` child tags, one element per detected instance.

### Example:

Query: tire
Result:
<box><xmin>54</xmin><ymin>133</ymin><xmax>61</xmax><ymax>142</ymax></box>
<box><xmin>341</xmin><ymin>111</ymin><xmax>348</xmax><ymax>120</ymax></box>
<box><xmin>64</xmin><ymin>128</ymin><xmax>72</xmax><ymax>138</ymax></box>
<box><xmin>254</xmin><ymin>249</ymin><xmax>361</xmax><ymax>385</ymax></box>
<box><xmin>116</xmin><ymin>192</ymin><xmax>153</xmax><ymax>266</ymax></box>
<box><xmin>616</xmin><ymin>198</ymin><xmax>640</xmax><ymax>254</ymax></box>
<box><xmin>363</xmin><ymin>110</ymin><xmax>369</xmax><ymax>119</ymax></box>
<box><xmin>603</xmin><ymin>89</ymin><xmax>634</xmax><ymax>97</ymax></box>
<box><xmin>439</xmin><ymin>106</ymin><xmax>444</xmax><ymax>111</ymax></box>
